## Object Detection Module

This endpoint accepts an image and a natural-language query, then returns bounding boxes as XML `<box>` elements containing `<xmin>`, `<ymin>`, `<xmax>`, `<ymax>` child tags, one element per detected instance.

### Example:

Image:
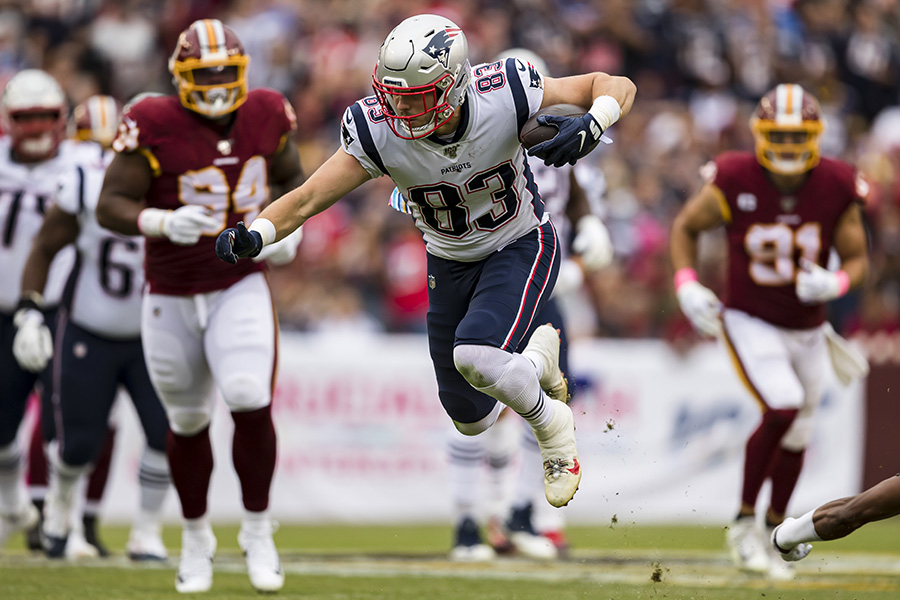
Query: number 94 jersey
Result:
<box><xmin>114</xmin><ymin>90</ymin><xmax>296</xmax><ymax>294</ymax></box>
<box><xmin>710</xmin><ymin>151</ymin><xmax>865</xmax><ymax>329</ymax></box>
<box><xmin>342</xmin><ymin>58</ymin><xmax>546</xmax><ymax>262</ymax></box>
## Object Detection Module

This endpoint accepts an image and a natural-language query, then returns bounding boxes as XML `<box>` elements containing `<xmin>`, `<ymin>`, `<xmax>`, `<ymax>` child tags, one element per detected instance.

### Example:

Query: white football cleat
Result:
<box><xmin>726</xmin><ymin>516</ymin><xmax>769</xmax><ymax>573</ymax></box>
<box><xmin>175</xmin><ymin>526</ymin><xmax>216</xmax><ymax>593</ymax></box>
<box><xmin>127</xmin><ymin>521</ymin><xmax>168</xmax><ymax>562</ymax></box>
<box><xmin>505</xmin><ymin>504</ymin><xmax>557</xmax><ymax>560</ymax></box>
<box><xmin>65</xmin><ymin>521</ymin><xmax>99</xmax><ymax>560</ymax></box>
<box><xmin>533</xmin><ymin>401</ymin><xmax>581</xmax><ymax>507</ymax></box>
<box><xmin>771</xmin><ymin>520</ymin><xmax>813</xmax><ymax>562</ymax></box>
<box><xmin>238</xmin><ymin>519</ymin><xmax>284</xmax><ymax>592</ymax></box>
<box><xmin>523</xmin><ymin>324</ymin><xmax>568</xmax><ymax>402</ymax></box>
<box><xmin>0</xmin><ymin>502</ymin><xmax>39</xmax><ymax>550</ymax></box>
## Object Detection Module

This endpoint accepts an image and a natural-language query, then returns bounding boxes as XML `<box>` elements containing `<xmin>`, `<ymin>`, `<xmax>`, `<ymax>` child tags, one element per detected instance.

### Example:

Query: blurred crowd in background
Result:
<box><xmin>6</xmin><ymin>0</ymin><xmax>900</xmax><ymax>354</ymax></box>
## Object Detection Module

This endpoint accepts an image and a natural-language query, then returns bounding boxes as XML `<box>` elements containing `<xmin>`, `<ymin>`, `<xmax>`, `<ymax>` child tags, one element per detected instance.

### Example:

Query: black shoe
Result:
<box><xmin>42</xmin><ymin>532</ymin><xmax>68</xmax><ymax>559</ymax></box>
<box><xmin>507</xmin><ymin>503</ymin><xmax>539</xmax><ymax>535</ymax></box>
<box><xmin>82</xmin><ymin>515</ymin><xmax>110</xmax><ymax>557</ymax></box>
<box><xmin>449</xmin><ymin>517</ymin><xmax>495</xmax><ymax>561</ymax></box>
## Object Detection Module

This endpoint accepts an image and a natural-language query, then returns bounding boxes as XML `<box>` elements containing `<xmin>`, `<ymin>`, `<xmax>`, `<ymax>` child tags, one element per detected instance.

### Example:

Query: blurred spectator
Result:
<box><xmin>9</xmin><ymin>0</ymin><xmax>900</xmax><ymax>340</ymax></box>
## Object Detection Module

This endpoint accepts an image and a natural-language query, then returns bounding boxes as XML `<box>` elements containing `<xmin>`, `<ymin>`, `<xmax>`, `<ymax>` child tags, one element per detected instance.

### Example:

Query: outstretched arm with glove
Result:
<box><xmin>670</xmin><ymin>182</ymin><xmax>728</xmax><ymax>338</ymax></box>
<box><xmin>14</xmin><ymin>205</ymin><xmax>80</xmax><ymax>372</ymax></box>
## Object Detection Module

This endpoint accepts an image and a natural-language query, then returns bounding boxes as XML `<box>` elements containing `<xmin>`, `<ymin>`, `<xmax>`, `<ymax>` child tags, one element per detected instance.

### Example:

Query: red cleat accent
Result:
<box><xmin>567</xmin><ymin>458</ymin><xmax>580</xmax><ymax>475</ymax></box>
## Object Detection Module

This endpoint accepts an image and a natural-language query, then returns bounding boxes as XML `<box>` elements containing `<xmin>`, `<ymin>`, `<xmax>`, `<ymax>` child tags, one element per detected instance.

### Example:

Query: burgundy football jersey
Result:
<box><xmin>710</xmin><ymin>151</ymin><xmax>864</xmax><ymax>329</ymax></box>
<box><xmin>114</xmin><ymin>89</ymin><xmax>297</xmax><ymax>294</ymax></box>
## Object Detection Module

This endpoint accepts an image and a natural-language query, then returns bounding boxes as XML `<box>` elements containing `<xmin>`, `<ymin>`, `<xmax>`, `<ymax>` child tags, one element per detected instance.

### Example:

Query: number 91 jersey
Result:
<box><xmin>341</xmin><ymin>58</ymin><xmax>547</xmax><ymax>262</ymax></box>
<box><xmin>710</xmin><ymin>151</ymin><xmax>864</xmax><ymax>329</ymax></box>
<box><xmin>114</xmin><ymin>90</ymin><xmax>296</xmax><ymax>294</ymax></box>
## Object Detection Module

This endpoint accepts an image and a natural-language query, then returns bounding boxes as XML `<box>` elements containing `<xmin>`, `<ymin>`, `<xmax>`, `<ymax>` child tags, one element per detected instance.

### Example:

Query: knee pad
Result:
<box><xmin>453</xmin><ymin>344</ymin><xmax>510</xmax><ymax>389</ymax></box>
<box><xmin>167</xmin><ymin>407</ymin><xmax>211</xmax><ymax>436</ymax></box>
<box><xmin>220</xmin><ymin>373</ymin><xmax>269</xmax><ymax>412</ymax></box>
<box><xmin>781</xmin><ymin>412</ymin><xmax>814</xmax><ymax>451</ymax></box>
<box><xmin>453</xmin><ymin>402</ymin><xmax>502</xmax><ymax>436</ymax></box>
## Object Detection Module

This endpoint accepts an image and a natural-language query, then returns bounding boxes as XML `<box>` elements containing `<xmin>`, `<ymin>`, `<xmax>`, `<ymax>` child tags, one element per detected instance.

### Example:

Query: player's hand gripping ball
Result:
<box><xmin>520</xmin><ymin>104</ymin><xmax>600</xmax><ymax>167</ymax></box>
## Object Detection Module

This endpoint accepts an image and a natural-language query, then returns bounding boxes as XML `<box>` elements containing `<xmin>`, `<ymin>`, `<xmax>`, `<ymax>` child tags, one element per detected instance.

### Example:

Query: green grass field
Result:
<box><xmin>2</xmin><ymin>520</ymin><xmax>899</xmax><ymax>599</ymax></box>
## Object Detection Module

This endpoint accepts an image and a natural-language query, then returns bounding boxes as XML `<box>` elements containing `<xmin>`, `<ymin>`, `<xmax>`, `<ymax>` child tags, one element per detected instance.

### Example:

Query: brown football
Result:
<box><xmin>519</xmin><ymin>104</ymin><xmax>588</xmax><ymax>149</ymax></box>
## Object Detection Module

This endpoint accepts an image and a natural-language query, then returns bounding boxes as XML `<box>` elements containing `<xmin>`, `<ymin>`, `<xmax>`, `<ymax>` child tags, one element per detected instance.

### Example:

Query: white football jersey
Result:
<box><xmin>342</xmin><ymin>57</ymin><xmax>547</xmax><ymax>262</ymax></box>
<box><xmin>56</xmin><ymin>143</ymin><xmax>145</xmax><ymax>339</ymax></box>
<box><xmin>530</xmin><ymin>160</ymin><xmax>607</xmax><ymax>261</ymax></box>
<box><xmin>0</xmin><ymin>138</ymin><xmax>79</xmax><ymax>312</ymax></box>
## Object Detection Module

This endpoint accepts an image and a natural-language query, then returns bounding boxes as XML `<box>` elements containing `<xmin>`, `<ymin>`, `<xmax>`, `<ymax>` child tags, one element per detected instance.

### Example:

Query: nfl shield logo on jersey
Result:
<box><xmin>428</xmin><ymin>274</ymin><xmax>436</xmax><ymax>289</ymax></box>
<box><xmin>737</xmin><ymin>193</ymin><xmax>757</xmax><ymax>212</ymax></box>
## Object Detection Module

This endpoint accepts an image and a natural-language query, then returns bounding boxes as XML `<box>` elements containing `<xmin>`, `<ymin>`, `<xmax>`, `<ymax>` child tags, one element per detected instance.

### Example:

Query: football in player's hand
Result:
<box><xmin>519</xmin><ymin>104</ymin><xmax>589</xmax><ymax>149</ymax></box>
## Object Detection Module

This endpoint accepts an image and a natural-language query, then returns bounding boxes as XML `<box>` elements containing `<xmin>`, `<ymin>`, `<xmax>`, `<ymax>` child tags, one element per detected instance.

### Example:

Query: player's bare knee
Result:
<box><xmin>220</xmin><ymin>373</ymin><xmax>269</xmax><ymax>412</ymax></box>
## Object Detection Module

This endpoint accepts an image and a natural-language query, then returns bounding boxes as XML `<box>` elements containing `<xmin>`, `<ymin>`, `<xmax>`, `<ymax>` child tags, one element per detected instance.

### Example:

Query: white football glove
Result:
<box><xmin>253</xmin><ymin>226</ymin><xmax>303</xmax><ymax>265</ymax></box>
<box><xmin>572</xmin><ymin>214</ymin><xmax>614</xmax><ymax>271</ymax></box>
<box><xmin>138</xmin><ymin>205</ymin><xmax>220</xmax><ymax>246</ymax></box>
<box><xmin>552</xmin><ymin>258</ymin><xmax>585</xmax><ymax>298</ymax></box>
<box><xmin>13</xmin><ymin>309</ymin><xmax>53</xmax><ymax>373</ymax></box>
<box><xmin>795</xmin><ymin>259</ymin><xmax>848</xmax><ymax>304</ymax></box>
<box><xmin>676</xmin><ymin>280</ymin><xmax>723</xmax><ymax>337</ymax></box>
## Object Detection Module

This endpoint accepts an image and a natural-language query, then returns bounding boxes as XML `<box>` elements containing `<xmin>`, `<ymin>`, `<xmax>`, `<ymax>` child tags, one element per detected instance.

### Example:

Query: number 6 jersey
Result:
<box><xmin>113</xmin><ymin>90</ymin><xmax>296</xmax><ymax>294</ymax></box>
<box><xmin>708</xmin><ymin>151</ymin><xmax>866</xmax><ymax>329</ymax></box>
<box><xmin>341</xmin><ymin>57</ymin><xmax>547</xmax><ymax>263</ymax></box>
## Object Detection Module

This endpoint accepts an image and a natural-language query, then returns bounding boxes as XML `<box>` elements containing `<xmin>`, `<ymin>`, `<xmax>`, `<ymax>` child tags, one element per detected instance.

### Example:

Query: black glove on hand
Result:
<box><xmin>215</xmin><ymin>221</ymin><xmax>262</xmax><ymax>264</ymax></box>
<box><xmin>527</xmin><ymin>113</ymin><xmax>603</xmax><ymax>168</ymax></box>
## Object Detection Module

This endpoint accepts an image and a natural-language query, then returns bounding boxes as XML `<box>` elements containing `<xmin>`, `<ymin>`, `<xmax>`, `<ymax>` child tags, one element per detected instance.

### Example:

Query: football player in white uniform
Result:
<box><xmin>218</xmin><ymin>15</ymin><xmax>635</xmax><ymax>511</ymax></box>
<box><xmin>15</xmin><ymin>93</ymin><xmax>173</xmax><ymax>562</ymax></box>
<box><xmin>0</xmin><ymin>69</ymin><xmax>77</xmax><ymax>550</ymax></box>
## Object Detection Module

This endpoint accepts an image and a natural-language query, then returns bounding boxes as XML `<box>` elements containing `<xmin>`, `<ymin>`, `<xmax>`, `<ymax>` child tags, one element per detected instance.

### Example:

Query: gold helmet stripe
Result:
<box><xmin>196</xmin><ymin>19</ymin><xmax>228</xmax><ymax>59</ymax></box>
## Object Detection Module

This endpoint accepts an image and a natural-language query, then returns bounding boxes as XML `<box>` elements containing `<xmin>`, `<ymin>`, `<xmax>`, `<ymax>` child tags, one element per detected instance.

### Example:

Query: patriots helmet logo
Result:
<box><xmin>422</xmin><ymin>28</ymin><xmax>461</xmax><ymax>69</ymax></box>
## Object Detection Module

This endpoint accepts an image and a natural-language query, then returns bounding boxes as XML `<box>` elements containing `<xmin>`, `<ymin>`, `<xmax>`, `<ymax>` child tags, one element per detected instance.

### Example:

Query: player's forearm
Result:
<box><xmin>590</xmin><ymin>73</ymin><xmax>636</xmax><ymax>118</ymax></box>
<box><xmin>97</xmin><ymin>193</ymin><xmax>144</xmax><ymax>236</ymax></box>
<box><xmin>19</xmin><ymin>250</ymin><xmax>52</xmax><ymax>301</ymax></box>
<box><xmin>252</xmin><ymin>189</ymin><xmax>311</xmax><ymax>244</ymax></box>
<box><xmin>670</xmin><ymin>217</ymin><xmax>700</xmax><ymax>272</ymax></box>
<box><xmin>840</xmin><ymin>254</ymin><xmax>868</xmax><ymax>290</ymax></box>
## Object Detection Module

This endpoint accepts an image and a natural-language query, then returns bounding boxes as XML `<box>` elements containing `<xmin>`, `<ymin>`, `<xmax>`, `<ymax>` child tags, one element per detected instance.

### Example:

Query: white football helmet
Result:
<box><xmin>494</xmin><ymin>48</ymin><xmax>549</xmax><ymax>77</ymax></box>
<box><xmin>1</xmin><ymin>69</ymin><xmax>67</xmax><ymax>161</ymax></box>
<box><xmin>372</xmin><ymin>14</ymin><xmax>471</xmax><ymax>139</ymax></box>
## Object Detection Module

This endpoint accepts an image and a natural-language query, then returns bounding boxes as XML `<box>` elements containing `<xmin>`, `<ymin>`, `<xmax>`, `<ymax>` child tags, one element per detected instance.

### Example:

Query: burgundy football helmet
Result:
<box><xmin>750</xmin><ymin>83</ymin><xmax>824</xmax><ymax>175</ymax></box>
<box><xmin>73</xmin><ymin>94</ymin><xmax>121</xmax><ymax>149</ymax></box>
<box><xmin>168</xmin><ymin>19</ymin><xmax>250</xmax><ymax>118</ymax></box>
<box><xmin>1</xmin><ymin>69</ymin><xmax>67</xmax><ymax>162</ymax></box>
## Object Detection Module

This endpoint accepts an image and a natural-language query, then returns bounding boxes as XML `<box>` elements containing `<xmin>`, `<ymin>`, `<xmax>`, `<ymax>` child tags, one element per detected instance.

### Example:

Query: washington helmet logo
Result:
<box><xmin>422</xmin><ymin>28</ymin><xmax>461</xmax><ymax>69</ymax></box>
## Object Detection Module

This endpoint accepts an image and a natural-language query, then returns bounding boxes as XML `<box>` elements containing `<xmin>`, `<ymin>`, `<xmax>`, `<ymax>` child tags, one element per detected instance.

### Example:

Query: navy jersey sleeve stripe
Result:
<box><xmin>505</xmin><ymin>57</ymin><xmax>530</xmax><ymax>133</ymax></box>
<box><xmin>350</xmin><ymin>103</ymin><xmax>388</xmax><ymax>177</ymax></box>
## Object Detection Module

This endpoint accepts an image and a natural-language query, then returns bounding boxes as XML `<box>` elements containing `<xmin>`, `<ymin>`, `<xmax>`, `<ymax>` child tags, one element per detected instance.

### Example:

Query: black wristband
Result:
<box><xmin>15</xmin><ymin>294</ymin><xmax>42</xmax><ymax>313</ymax></box>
